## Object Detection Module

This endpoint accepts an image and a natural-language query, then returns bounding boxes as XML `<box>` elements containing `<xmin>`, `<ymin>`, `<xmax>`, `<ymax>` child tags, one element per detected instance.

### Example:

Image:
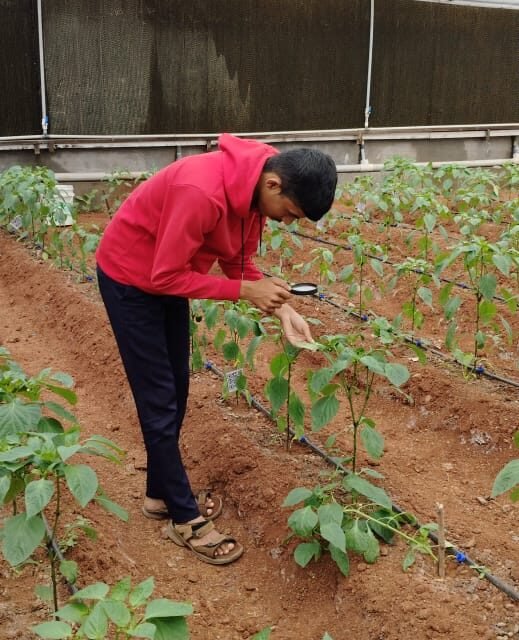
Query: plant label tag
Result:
<box><xmin>225</xmin><ymin>368</ymin><xmax>243</xmax><ymax>393</ymax></box>
<box><xmin>7</xmin><ymin>215</ymin><xmax>23</xmax><ymax>232</ymax></box>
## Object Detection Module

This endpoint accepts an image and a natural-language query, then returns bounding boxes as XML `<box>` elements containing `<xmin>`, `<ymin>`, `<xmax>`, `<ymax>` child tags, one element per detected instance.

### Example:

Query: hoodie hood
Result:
<box><xmin>219</xmin><ymin>133</ymin><xmax>278</xmax><ymax>218</ymax></box>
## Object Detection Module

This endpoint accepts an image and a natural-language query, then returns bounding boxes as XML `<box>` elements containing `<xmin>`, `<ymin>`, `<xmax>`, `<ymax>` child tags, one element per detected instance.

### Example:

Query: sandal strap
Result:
<box><xmin>173</xmin><ymin>519</ymin><xmax>214</xmax><ymax>542</ymax></box>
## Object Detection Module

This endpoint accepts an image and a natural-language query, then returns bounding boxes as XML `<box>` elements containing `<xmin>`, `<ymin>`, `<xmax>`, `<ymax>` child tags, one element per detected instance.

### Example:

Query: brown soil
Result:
<box><xmin>0</xmin><ymin>213</ymin><xmax>518</xmax><ymax>640</ymax></box>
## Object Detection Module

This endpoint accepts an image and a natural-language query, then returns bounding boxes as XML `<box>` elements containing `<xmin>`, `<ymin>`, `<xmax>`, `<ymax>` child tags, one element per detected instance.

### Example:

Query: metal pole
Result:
<box><xmin>37</xmin><ymin>0</ymin><xmax>49</xmax><ymax>136</ymax></box>
<box><xmin>364</xmin><ymin>0</ymin><xmax>375</xmax><ymax>130</ymax></box>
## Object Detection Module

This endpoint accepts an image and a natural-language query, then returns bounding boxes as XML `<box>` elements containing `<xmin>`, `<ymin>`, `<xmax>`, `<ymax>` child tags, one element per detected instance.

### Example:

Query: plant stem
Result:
<box><xmin>346</xmin><ymin>507</ymin><xmax>437</xmax><ymax>560</ymax></box>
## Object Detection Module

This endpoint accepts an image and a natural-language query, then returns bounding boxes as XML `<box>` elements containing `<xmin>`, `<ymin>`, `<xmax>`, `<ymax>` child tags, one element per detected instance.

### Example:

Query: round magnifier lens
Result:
<box><xmin>290</xmin><ymin>282</ymin><xmax>318</xmax><ymax>296</ymax></box>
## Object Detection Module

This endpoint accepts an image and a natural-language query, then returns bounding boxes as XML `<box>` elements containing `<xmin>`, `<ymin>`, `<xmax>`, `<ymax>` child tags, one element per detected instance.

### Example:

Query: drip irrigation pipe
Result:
<box><xmin>203</xmin><ymin>360</ymin><xmax>519</xmax><ymax>601</ymax></box>
<box><xmin>305</xmin><ymin>283</ymin><xmax>519</xmax><ymax>390</ymax></box>
<box><xmin>41</xmin><ymin>513</ymin><xmax>79</xmax><ymax>596</ymax></box>
<box><xmin>259</xmin><ymin>267</ymin><xmax>519</xmax><ymax>390</ymax></box>
<box><xmin>291</xmin><ymin>229</ymin><xmax>515</xmax><ymax>305</ymax></box>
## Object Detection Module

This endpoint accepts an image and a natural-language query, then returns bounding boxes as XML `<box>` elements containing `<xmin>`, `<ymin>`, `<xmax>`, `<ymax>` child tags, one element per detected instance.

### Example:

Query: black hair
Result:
<box><xmin>263</xmin><ymin>148</ymin><xmax>337</xmax><ymax>221</ymax></box>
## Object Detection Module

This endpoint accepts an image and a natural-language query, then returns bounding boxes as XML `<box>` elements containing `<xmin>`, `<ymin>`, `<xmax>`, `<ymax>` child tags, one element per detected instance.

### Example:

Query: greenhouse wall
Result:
<box><xmin>1</xmin><ymin>0</ymin><xmax>518</xmax><ymax>136</ymax></box>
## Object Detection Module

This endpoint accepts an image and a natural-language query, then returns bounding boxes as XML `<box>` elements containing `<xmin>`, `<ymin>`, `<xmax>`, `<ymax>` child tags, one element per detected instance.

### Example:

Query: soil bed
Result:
<box><xmin>0</xmin><ymin>217</ymin><xmax>518</xmax><ymax>639</ymax></box>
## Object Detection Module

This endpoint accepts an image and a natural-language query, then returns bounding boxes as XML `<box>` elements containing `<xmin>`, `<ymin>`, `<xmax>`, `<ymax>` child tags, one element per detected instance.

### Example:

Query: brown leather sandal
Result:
<box><xmin>166</xmin><ymin>519</ymin><xmax>243</xmax><ymax>565</ymax></box>
<box><xmin>142</xmin><ymin>490</ymin><xmax>223</xmax><ymax>521</ymax></box>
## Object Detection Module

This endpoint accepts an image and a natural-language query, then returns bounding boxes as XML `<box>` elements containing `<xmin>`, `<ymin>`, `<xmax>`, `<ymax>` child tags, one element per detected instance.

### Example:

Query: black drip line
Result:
<box><xmin>291</xmin><ymin>230</ymin><xmax>515</xmax><ymax>305</ymax></box>
<box><xmin>203</xmin><ymin>361</ymin><xmax>519</xmax><ymax>602</ymax></box>
<box><xmin>259</xmin><ymin>265</ymin><xmax>519</xmax><ymax>390</ymax></box>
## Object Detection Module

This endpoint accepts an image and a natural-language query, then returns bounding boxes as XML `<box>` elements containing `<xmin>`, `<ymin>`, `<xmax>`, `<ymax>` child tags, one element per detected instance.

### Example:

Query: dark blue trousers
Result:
<box><xmin>97</xmin><ymin>266</ymin><xmax>199</xmax><ymax>523</ymax></box>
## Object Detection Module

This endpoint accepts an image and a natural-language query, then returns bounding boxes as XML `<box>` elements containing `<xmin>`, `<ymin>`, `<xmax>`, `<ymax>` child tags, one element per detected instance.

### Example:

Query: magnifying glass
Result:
<box><xmin>290</xmin><ymin>282</ymin><xmax>318</xmax><ymax>296</ymax></box>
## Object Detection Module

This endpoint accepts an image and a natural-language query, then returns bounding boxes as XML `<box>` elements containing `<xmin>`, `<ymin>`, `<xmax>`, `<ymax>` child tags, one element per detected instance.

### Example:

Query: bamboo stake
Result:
<box><xmin>437</xmin><ymin>502</ymin><xmax>446</xmax><ymax>579</ymax></box>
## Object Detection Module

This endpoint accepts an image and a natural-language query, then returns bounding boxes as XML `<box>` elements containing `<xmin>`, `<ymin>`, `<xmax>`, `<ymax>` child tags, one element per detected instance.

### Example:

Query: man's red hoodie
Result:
<box><xmin>96</xmin><ymin>134</ymin><xmax>277</xmax><ymax>300</ymax></box>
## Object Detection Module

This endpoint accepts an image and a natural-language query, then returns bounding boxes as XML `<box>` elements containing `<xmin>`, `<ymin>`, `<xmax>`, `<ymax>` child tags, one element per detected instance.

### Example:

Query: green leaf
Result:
<box><xmin>311</xmin><ymin>395</ymin><xmax>339</xmax><ymax>431</ymax></box>
<box><xmin>402</xmin><ymin>549</ymin><xmax>416</xmax><ymax>571</ymax></box>
<box><xmin>360</xmin><ymin>426</ymin><xmax>384</xmax><ymax>460</ymax></box>
<box><xmin>222</xmin><ymin>341</ymin><xmax>240</xmax><ymax>362</ymax></box>
<box><xmin>265</xmin><ymin>375</ymin><xmax>288</xmax><ymax>414</ymax></box>
<box><xmin>129</xmin><ymin>576</ymin><xmax>155</xmax><ymax>607</ymax></box>
<box><xmin>478</xmin><ymin>300</ymin><xmax>496</xmax><ymax>324</ymax></box>
<box><xmin>417</xmin><ymin>286</ymin><xmax>433</xmax><ymax>308</ymax></box>
<box><xmin>0</xmin><ymin>400</ymin><xmax>41</xmax><ymax>436</ymax></box>
<box><xmin>48</xmin><ymin>371</ymin><xmax>74</xmax><ymax>388</ymax></box>
<box><xmin>491</xmin><ymin>459</ymin><xmax>519</xmax><ymax>497</ymax></box>
<box><xmin>343</xmin><ymin>474</ymin><xmax>392</xmax><ymax>510</ymax></box>
<box><xmin>445</xmin><ymin>320</ymin><xmax>457</xmax><ymax>351</ymax></box>
<box><xmin>492</xmin><ymin>253</ymin><xmax>511</xmax><ymax>276</ymax></box>
<box><xmin>57</xmin><ymin>445</ymin><xmax>81</xmax><ymax>462</ymax></box>
<box><xmin>95</xmin><ymin>494</ymin><xmax>129</xmax><ymax>522</ymax></box>
<box><xmin>64</xmin><ymin>464</ymin><xmax>98</xmax><ymax>507</ymax></box>
<box><xmin>344</xmin><ymin>520</ymin><xmax>369</xmax><ymax>553</ymax></box>
<box><xmin>317</xmin><ymin>503</ymin><xmax>343</xmax><ymax>527</ymax></box>
<box><xmin>213</xmin><ymin>328</ymin><xmax>226</xmax><ymax>350</ymax></box>
<box><xmin>282</xmin><ymin>487</ymin><xmax>313</xmax><ymax>507</ymax></box>
<box><xmin>0</xmin><ymin>445</ymin><xmax>34</xmax><ymax>462</ymax></box>
<box><xmin>110</xmin><ymin>576</ymin><xmax>132</xmax><ymax>601</ymax></box>
<box><xmin>288</xmin><ymin>392</ymin><xmax>305</xmax><ymax>429</ymax></box>
<box><xmin>2</xmin><ymin>513</ymin><xmax>45</xmax><ymax>565</ymax></box>
<box><xmin>35</xmin><ymin>584</ymin><xmax>53</xmax><ymax>604</ymax></box>
<box><xmin>269</xmin><ymin>352</ymin><xmax>289</xmax><ymax>376</ymax></box>
<box><xmin>71</xmin><ymin>582</ymin><xmax>109</xmax><ymax>601</ymax></box>
<box><xmin>479</xmin><ymin>273</ymin><xmax>496</xmax><ymax>300</ymax></box>
<box><xmin>443</xmin><ymin>295</ymin><xmax>462</xmax><ymax>321</ymax></box>
<box><xmin>250</xmin><ymin>628</ymin><xmax>272</xmax><ymax>640</ymax></box>
<box><xmin>0</xmin><ymin>474</ymin><xmax>11</xmax><ymax>504</ymax></box>
<box><xmin>43</xmin><ymin>384</ymin><xmax>77</xmax><ymax>406</ymax></box>
<box><xmin>102</xmin><ymin>600</ymin><xmax>131</xmax><ymax>627</ymax></box>
<box><xmin>31</xmin><ymin>621</ymin><xmax>73</xmax><ymax>639</ymax></box>
<box><xmin>320</xmin><ymin>522</ymin><xmax>346</xmax><ymax>552</ymax></box>
<box><xmin>293</xmin><ymin>541</ymin><xmax>321</xmax><ymax>568</ymax></box>
<box><xmin>149</xmin><ymin>616</ymin><xmax>190</xmax><ymax>640</ymax></box>
<box><xmin>310</xmin><ymin>367</ymin><xmax>335</xmax><ymax>393</ymax></box>
<box><xmin>144</xmin><ymin>599</ymin><xmax>193</xmax><ymax>620</ymax></box>
<box><xmin>287</xmin><ymin>506</ymin><xmax>318</xmax><ymax>537</ymax></box>
<box><xmin>370</xmin><ymin>259</ymin><xmax>384</xmax><ymax>277</ymax></box>
<box><xmin>359</xmin><ymin>355</ymin><xmax>386</xmax><ymax>376</ymax></box>
<box><xmin>59</xmin><ymin>560</ymin><xmax>78</xmax><ymax>584</ymax></box>
<box><xmin>363</xmin><ymin>525</ymin><xmax>380</xmax><ymax>563</ymax></box>
<box><xmin>83</xmin><ymin>601</ymin><xmax>108</xmax><ymax>639</ymax></box>
<box><xmin>329</xmin><ymin>544</ymin><xmax>350</xmax><ymax>577</ymax></box>
<box><xmin>129</xmin><ymin>622</ymin><xmax>157</xmax><ymax>638</ymax></box>
<box><xmin>384</xmin><ymin>363</ymin><xmax>410</xmax><ymax>387</ymax></box>
<box><xmin>37</xmin><ymin>417</ymin><xmax>65</xmax><ymax>433</ymax></box>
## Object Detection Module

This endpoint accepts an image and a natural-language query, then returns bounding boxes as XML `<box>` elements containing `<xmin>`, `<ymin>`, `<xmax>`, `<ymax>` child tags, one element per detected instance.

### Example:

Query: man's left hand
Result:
<box><xmin>274</xmin><ymin>304</ymin><xmax>314</xmax><ymax>346</ymax></box>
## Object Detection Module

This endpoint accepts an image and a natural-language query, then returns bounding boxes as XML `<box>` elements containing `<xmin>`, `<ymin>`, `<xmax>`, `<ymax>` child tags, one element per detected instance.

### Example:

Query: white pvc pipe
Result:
<box><xmin>53</xmin><ymin>157</ymin><xmax>518</xmax><ymax>182</ymax></box>
<box><xmin>37</xmin><ymin>0</ymin><xmax>48</xmax><ymax>136</ymax></box>
<box><xmin>364</xmin><ymin>0</ymin><xmax>375</xmax><ymax>130</ymax></box>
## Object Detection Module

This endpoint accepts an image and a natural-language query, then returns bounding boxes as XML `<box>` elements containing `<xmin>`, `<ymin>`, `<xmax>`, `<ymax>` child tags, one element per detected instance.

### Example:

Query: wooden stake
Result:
<box><xmin>436</xmin><ymin>502</ymin><xmax>446</xmax><ymax>579</ymax></box>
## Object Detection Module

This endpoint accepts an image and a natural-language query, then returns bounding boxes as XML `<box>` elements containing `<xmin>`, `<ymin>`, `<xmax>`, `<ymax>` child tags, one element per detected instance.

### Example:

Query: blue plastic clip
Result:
<box><xmin>318</xmin><ymin>293</ymin><xmax>326</xmax><ymax>300</ymax></box>
<box><xmin>455</xmin><ymin>551</ymin><xmax>467</xmax><ymax>564</ymax></box>
<box><xmin>361</xmin><ymin>314</ymin><xmax>368</xmax><ymax>322</ymax></box>
<box><xmin>204</xmin><ymin>361</ymin><xmax>213</xmax><ymax>370</ymax></box>
<box><xmin>475</xmin><ymin>365</ymin><xmax>485</xmax><ymax>374</ymax></box>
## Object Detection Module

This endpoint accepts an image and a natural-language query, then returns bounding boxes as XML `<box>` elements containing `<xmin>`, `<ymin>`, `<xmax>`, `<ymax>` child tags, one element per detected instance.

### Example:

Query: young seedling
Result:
<box><xmin>32</xmin><ymin>576</ymin><xmax>192</xmax><ymax>640</ymax></box>
<box><xmin>338</xmin><ymin>233</ymin><xmax>386</xmax><ymax>319</ymax></box>
<box><xmin>0</xmin><ymin>348</ymin><xmax>127</xmax><ymax>611</ymax></box>
<box><xmin>392</xmin><ymin>257</ymin><xmax>436</xmax><ymax>338</ymax></box>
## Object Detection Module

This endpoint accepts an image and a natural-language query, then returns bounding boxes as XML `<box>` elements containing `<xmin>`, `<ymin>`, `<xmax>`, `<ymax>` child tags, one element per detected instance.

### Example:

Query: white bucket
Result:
<box><xmin>49</xmin><ymin>184</ymin><xmax>75</xmax><ymax>226</ymax></box>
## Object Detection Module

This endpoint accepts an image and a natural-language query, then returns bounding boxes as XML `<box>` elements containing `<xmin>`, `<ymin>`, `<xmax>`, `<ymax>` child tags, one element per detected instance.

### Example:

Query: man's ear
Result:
<box><xmin>264</xmin><ymin>172</ymin><xmax>282</xmax><ymax>194</ymax></box>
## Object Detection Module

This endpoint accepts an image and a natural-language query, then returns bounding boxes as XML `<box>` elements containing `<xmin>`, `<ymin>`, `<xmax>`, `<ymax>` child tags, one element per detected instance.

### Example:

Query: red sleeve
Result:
<box><xmin>218</xmin><ymin>215</ymin><xmax>264</xmax><ymax>281</ymax></box>
<box><xmin>150</xmin><ymin>184</ymin><xmax>241</xmax><ymax>300</ymax></box>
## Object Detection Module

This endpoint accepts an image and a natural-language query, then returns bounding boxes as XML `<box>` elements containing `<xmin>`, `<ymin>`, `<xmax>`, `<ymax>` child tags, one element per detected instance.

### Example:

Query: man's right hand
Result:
<box><xmin>240</xmin><ymin>277</ymin><xmax>291</xmax><ymax>314</ymax></box>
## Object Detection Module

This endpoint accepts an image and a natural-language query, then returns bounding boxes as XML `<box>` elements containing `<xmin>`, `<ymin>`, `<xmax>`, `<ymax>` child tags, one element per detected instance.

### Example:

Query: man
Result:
<box><xmin>96</xmin><ymin>133</ymin><xmax>337</xmax><ymax>564</ymax></box>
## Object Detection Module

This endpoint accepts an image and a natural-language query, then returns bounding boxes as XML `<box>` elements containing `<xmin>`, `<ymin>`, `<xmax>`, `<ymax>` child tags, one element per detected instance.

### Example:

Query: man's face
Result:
<box><xmin>256</xmin><ymin>173</ymin><xmax>305</xmax><ymax>225</ymax></box>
